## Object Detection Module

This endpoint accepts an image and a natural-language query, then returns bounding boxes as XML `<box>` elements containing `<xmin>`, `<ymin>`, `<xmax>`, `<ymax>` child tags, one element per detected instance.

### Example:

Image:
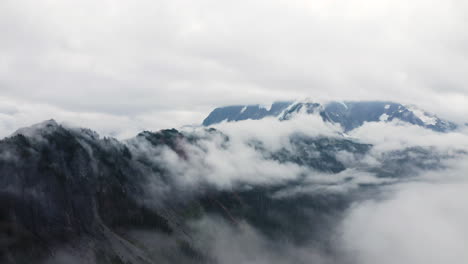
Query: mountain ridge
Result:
<box><xmin>0</xmin><ymin>117</ymin><xmax>463</xmax><ymax>263</ymax></box>
<box><xmin>202</xmin><ymin>100</ymin><xmax>457</xmax><ymax>132</ymax></box>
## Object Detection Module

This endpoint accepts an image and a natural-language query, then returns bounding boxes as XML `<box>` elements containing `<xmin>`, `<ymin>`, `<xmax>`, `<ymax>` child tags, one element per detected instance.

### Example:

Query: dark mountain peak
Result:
<box><xmin>12</xmin><ymin>119</ymin><xmax>61</xmax><ymax>137</ymax></box>
<box><xmin>136</xmin><ymin>129</ymin><xmax>183</xmax><ymax>145</ymax></box>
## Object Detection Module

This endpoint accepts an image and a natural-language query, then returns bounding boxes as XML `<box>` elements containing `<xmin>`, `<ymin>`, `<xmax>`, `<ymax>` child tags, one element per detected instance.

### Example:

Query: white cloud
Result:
<box><xmin>141</xmin><ymin>129</ymin><xmax>308</xmax><ymax>189</ymax></box>
<box><xmin>190</xmin><ymin>216</ymin><xmax>334</xmax><ymax>264</ymax></box>
<box><xmin>0</xmin><ymin>0</ymin><xmax>467</xmax><ymax>134</ymax></box>
<box><xmin>210</xmin><ymin>113</ymin><xmax>342</xmax><ymax>151</ymax></box>
<box><xmin>340</xmin><ymin>177</ymin><xmax>468</xmax><ymax>263</ymax></box>
<box><xmin>0</xmin><ymin>96</ymin><xmax>203</xmax><ymax>139</ymax></box>
<box><xmin>348</xmin><ymin>120</ymin><xmax>468</xmax><ymax>152</ymax></box>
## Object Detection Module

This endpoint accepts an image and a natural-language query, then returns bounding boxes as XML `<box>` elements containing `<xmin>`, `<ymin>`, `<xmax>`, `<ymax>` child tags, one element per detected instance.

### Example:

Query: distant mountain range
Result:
<box><xmin>202</xmin><ymin>101</ymin><xmax>457</xmax><ymax>132</ymax></box>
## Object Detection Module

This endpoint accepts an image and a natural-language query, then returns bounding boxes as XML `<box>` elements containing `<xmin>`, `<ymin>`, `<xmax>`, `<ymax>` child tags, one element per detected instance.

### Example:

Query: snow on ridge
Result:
<box><xmin>379</xmin><ymin>113</ymin><xmax>389</xmax><ymax>121</ymax></box>
<box><xmin>240</xmin><ymin>106</ymin><xmax>247</xmax><ymax>114</ymax></box>
<box><xmin>338</xmin><ymin>101</ymin><xmax>348</xmax><ymax>109</ymax></box>
<box><xmin>405</xmin><ymin>105</ymin><xmax>438</xmax><ymax>126</ymax></box>
<box><xmin>258</xmin><ymin>103</ymin><xmax>274</xmax><ymax>112</ymax></box>
<box><xmin>277</xmin><ymin>102</ymin><xmax>298</xmax><ymax>118</ymax></box>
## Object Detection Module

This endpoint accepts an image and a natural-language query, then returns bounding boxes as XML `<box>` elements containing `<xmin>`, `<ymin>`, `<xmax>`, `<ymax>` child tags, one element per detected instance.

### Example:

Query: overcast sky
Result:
<box><xmin>1</xmin><ymin>0</ymin><xmax>467</xmax><ymax>138</ymax></box>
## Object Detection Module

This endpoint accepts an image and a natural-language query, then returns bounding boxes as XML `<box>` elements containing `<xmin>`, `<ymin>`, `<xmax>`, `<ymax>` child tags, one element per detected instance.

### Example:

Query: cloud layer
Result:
<box><xmin>1</xmin><ymin>0</ymin><xmax>467</xmax><ymax>138</ymax></box>
<box><xmin>167</xmin><ymin>115</ymin><xmax>468</xmax><ymax>263</ymax></box>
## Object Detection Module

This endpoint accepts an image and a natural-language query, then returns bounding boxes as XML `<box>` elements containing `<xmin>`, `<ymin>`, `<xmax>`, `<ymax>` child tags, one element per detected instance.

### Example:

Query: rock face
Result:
<box><xmin>0</xmin><ymin>119</ymin><xmax>459</xmax><ymax>263</ymax></box>
<box><xmin>0</xmin><ymin>120</ymin><xmax>176</xmax><ymax>264</ymax></box>
<box><xmin>203</xmin><ymin>101</ymin><xmax>457</xmax><ymax>132</ymax></box>
<box><xmin>202</xmin><ymin>102</ymin><xmax>292</xmax><ymax>126</ymax></box>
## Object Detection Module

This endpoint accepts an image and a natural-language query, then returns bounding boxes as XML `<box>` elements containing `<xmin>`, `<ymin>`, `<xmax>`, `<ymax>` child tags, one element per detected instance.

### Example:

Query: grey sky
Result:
<box><xmin>1</xmin><ymin>0</ymin><xmax>467</xmax><ymax>138</ymax></box>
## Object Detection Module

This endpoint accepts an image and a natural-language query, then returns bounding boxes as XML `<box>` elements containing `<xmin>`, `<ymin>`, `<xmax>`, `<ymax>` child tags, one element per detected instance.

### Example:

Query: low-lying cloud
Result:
<box><xmin>5</xmin><ymin>109</ymin><xmax>468</xmax><ymax>263</ymax></box>
<box><xmin>167</xmin><ymin>114</ymin><xmax>468</xmax><ymax>263</ymax></box>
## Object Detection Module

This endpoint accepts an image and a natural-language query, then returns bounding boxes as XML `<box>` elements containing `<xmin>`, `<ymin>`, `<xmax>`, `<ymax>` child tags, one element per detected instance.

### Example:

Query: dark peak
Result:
<box><xmin>199</xmin><ymin>127</ymin><xmax>230</xmax><ymax>142</ymax></box>
<box><xmin>135</xmin><ymin>129</ymin><xmax>184</xmax><ymax>147</ymax></box>
<box><xmin>44</xmin><ymin>118</ymin><xmax>58</xmax><ymax>126</ymax></box>
<box><xmin>75</xmin><ymin>127</ymin><xmax>101</xmax><ymax>141</ymax></box>
<box><xmin>12</xmin><ymin>119</ymin><xmax>63</xmax><ymax>138</ymax></box>
<box><xmin>34</xmin><ymin>118</ymin><xmax>59</xmax><ymax>129</ymax></box>
<box><xmin>8</xmin><ymin>120</ymin><xmax>107</xmax><ymax>146</ymax></box>
<box><xmin>137</xmin><ymin>128</ymin><xmax>181</xmax><ymax>137</ymax></box>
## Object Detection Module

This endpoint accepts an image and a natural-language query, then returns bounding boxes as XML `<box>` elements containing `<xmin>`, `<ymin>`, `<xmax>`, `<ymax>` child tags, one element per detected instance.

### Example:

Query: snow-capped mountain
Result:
<box><xmin>202</xmin><ymin>101</ymin><xmax>292</xmax><ymax>126</ymax></box>
<box><xmin>203</xmin><ymin>101</ymin><xmax>457</xmax><ymax>132</ymax></box>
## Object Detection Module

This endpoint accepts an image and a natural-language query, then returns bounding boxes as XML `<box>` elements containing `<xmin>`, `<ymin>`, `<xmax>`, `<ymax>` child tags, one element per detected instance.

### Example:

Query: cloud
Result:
<box><xmin>131</xmin><ymin>126</ymin><xmax>309</xmax><ymax>190</ymax></box>
<box><xmin>0</xmin><ymin>96</ymin><xmax>203</xmax><ymax>139</ymax></box>
<box><xmin>208</xmin><ymin>113</ymin><xmax>342</xmax><ymax>150</ymax></box>
<box><xmin>126</xmin><ymin>109</ymin><xmax>468</xmax><ymax>195</ymax></box>
<box><xmin>162</xmin><ymin>117</ymin><xmax>468</xmax><ymax>263</ymax></box>
<box><xmin>189</xmin><ymin>215</ymin><xmax>335</xmax><ymax>264</ymax></box>
<box><xmin>339</xmin><ymin>164</ymin><xmax>468</xmax><ymax>264</ymax></box>
<box><xmin>0</xmin><ymin>0</ymin><xmax>467</xmax><ymax>135</ymax></box>
<box><xmin>349</xmin><ymin>120</ymin><xmax>468</xmax><ymax>152</ymax></box>
<box><xmin>163</xmin><ymin>116</ymin><xmax>468</xmax><ymax>263</ymax></box>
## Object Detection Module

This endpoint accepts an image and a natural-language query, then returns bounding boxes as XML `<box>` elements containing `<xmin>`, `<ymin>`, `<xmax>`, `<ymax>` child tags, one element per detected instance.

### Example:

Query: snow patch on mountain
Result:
<box><xmin>379</xmin><ymin>114</ymin><xmax>389</xmax><ymax>121</ymax></box>
<box><xmin>258</xmin><ymin>103</ymin><xmax>273</xmax><ymax>112</ymax></box>
<box><xmin>406</xmin><ymin>105</ymin><xmax>438</xmax><ymax>126</ymax></box>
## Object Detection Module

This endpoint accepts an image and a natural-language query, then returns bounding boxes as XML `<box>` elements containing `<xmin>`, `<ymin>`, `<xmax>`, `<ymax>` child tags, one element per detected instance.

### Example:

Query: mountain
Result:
<box><xmin>0</xmin><ymin>119</ymin><xmax>461</xmax><ymax>263</ymax></box>
<box><xmin>0</xmin><ymin>120</ymin><xmax>179</xmax><ymax>264</ymax></box>
<box><xmin>202</xmin><ymin>101</ymin><xmax>457</xmax><ymax>132</ymax></box>
<box><xmin>202</xmin><ymin>102</ymin><xmax>292</xmax><ymax>126</ymax></box>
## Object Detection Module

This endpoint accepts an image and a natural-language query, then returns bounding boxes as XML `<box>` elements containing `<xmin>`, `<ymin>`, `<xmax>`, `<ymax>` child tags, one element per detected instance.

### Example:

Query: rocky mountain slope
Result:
<box><xmin>0</xmin><ymin>117</ymin><xmax>462</xmax><ymax>263</ymax></box>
